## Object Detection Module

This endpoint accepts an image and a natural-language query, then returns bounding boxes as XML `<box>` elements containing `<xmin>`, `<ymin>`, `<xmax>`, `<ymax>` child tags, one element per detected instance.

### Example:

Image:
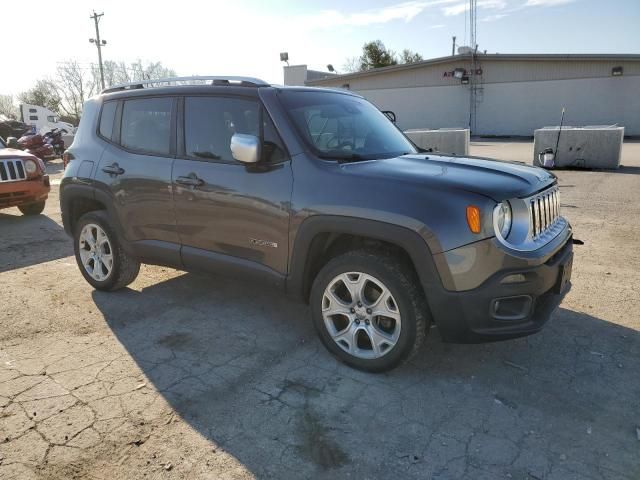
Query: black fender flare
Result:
<box><xmin>59</xmin><ymin>182</ymin><xmax>125</xmax><ymax>242</ymax></box>
<box><xmin>286</xmin><ymin>215</ymin><xmax>449</xmax><ymax>306</ymax></box>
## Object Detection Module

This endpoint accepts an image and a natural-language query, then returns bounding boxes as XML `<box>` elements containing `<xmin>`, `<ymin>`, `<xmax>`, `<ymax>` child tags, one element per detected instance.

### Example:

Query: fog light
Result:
<box><xmin>492</xmin><ymin>295</ymin><xmax>532</xmax><ymax>321</ymax></box>
<box><xmin>501</xmin><ymin>273</ymin><xmax>526</xmax><ymax>284</ymax></box>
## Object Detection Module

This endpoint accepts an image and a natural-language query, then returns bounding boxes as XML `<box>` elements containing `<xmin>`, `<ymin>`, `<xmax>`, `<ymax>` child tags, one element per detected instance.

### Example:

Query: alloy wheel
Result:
<box><xmin>78</xmin><ymin>223</ymin><xmax>114</xmax><ymax>282</ymax></box>
<box><xmin>322</xmin><ymin>272</ymin><xmax>402</xmax><ymax>359</ymax></box>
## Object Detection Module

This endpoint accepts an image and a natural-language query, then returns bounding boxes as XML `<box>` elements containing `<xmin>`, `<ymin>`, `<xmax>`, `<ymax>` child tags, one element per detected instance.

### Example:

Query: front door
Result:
<box><xmin>172</xmin><ymin>95</ymin><xmax>292</xmax><ymax>281</ymax></box>
<box><xmin>94</xmin><ymin>96</ymin><xmax>180</xmax><ymax>263</ymax></box>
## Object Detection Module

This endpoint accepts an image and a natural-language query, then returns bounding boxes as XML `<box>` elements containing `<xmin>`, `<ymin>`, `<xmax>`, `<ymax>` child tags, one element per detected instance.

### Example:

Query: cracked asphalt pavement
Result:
<box><xmin>1</xmin><ymin>141</ymin><xmax>639</xmax><ymax>479</ymax></box>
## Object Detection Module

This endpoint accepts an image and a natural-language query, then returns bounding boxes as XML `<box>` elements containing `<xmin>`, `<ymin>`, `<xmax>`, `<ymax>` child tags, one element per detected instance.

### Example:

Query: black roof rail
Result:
<box><xmin>102</xmin><ymin>76</ymin><xmax>269</xmax><ymax>94</ymax></box>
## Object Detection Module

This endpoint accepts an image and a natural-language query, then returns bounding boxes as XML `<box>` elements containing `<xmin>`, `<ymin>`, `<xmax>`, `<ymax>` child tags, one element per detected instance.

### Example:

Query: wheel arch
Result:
<box><xmin>60</xmin><ymin>184</ymin><xmax>122</xmax><ymax>239</ymax></box>
<box><xmin>287</xmin><ymin>216</ymin><xmax>450</xmax><ymax>307</ymax></box>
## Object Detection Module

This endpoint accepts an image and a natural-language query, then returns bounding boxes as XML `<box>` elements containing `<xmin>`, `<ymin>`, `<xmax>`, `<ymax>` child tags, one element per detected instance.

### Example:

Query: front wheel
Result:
<box><xmin>73</xmin><ymin>211</ymin><xmax>140</xmax><ymax>291</ymax></box>
<box><xmin>310</xmin><ymin>249</ymin><xmax>430</xmax><ymax>372</ymax></box>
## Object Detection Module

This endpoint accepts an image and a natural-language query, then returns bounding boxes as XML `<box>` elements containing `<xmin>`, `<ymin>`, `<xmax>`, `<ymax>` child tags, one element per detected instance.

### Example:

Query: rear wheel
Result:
<box><xmin>18</xmin><ymin>201</ymin><xmax>45</xmax><ymax>216</ymax></box>
<box><xmin>310</xmin><ymin>249</ymin><xmax>429</xmax><ymax>372</ymax></box>
<box><xmin>73</xmin><ymin>211</ymin><xmax>140</xmax><ymax>291</ymax></box>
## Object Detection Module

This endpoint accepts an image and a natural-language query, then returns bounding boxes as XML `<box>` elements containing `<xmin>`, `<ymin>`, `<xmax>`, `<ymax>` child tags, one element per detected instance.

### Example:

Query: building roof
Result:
<box><xmin>306</xmin><ymin>53</ymin><xmax>640</xmax><ymax>86</ymax></box>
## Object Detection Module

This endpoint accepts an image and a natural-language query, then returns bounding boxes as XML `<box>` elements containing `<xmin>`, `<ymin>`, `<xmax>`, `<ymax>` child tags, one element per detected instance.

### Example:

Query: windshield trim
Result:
<box><xmin>277</xmin><ymin>89</ymin><xmax>417</xmax><ymax>162</ymax></box>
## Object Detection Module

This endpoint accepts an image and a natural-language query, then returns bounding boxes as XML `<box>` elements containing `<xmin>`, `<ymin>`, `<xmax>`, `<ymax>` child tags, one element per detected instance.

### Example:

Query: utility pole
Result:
<box><xmin>89</xmin><ymin>11</ymin><xmax>107</xmax><ymax>91</ymax></box>
<box><xmin>452</xmin><ymin>36</ymin><xmax>456</xmax><ymax>56</ymax></box>
<box><xmin>468</xmin><ymin>0</ymin><xmax>477</xmax><ymax>132</ymax></box>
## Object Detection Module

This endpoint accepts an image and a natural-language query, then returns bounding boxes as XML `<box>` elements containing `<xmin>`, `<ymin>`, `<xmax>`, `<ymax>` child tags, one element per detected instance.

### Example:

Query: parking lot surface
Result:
<box><xmin>1</xmin><ymin>141</ymin><xmax>639</xmax><ymax>479</ymax></box>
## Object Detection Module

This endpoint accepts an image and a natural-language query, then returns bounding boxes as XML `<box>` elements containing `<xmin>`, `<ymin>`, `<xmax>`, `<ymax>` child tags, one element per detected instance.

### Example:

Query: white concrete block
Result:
<box><xmin>404</xmin><ymin>128</ymin><xmax>470</xmax><ymax>155</ymax></box>
<box><xmin>533</xmin><ymin>126</ymin><xmax>624</xmax><ymax>169</ymax></box>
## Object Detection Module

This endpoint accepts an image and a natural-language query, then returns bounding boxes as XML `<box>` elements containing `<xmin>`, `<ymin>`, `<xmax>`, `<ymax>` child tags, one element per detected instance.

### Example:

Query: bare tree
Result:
<box><xmin>342</xmin><ymin>56</ymin><xmax>361</xmax><ymax>73</ymax></box>
<box><xmin>18</xmin><ymin>59</ymin><xmax>177</xmax><ymax>124</ymax></box>
<box><xmin>54</xmin><ymin>60</ymin><xmax>97</xmax><ymax>121</ymax></box>
<box><xmin>99</xmin><ymin>60</ymin><xmax>176</xmax><ymax>88</ymax></box>
<box><xmin>0</xmin><ymin>95</ymin><xmax>18</xmax><ymax>119</ymax></box>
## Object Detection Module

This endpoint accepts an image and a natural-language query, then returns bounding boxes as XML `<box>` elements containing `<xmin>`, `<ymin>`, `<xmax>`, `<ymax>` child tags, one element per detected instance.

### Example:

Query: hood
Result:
<box><xmin>340</xmin><ymin>153</ymin><xmax>556</xmax><ymax>201</ymax></box>
<box><xmin>0</xmin><ymin>147</ymin><xmax>39</xmax><ymax>159</ymax></box>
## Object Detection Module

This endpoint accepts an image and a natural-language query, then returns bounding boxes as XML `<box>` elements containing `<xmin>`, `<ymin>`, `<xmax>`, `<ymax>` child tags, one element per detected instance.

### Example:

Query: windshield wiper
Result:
<box><xmin>317</xmin><ymin>152</ymin><xmax>368</xmax><ymax>163</ymax></box>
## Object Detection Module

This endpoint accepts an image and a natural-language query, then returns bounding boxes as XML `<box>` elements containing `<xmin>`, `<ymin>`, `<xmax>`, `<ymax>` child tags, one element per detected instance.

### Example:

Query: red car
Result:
<box><xmin>0</xmin><ymin>137</ymin><xmax>50</xmax><ymax>215</ymax></box>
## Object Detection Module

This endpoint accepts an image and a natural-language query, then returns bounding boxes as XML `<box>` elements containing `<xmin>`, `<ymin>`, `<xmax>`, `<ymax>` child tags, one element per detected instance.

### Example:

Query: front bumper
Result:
<box><xmin>429</xmin><ymin>232</ymin><xmax>573</xmax><ymax>343</ymax></box>
<box><xmin>0</xmin><ymin>176</ymin><xmax>50</xmax><ymax>209</ymax></box>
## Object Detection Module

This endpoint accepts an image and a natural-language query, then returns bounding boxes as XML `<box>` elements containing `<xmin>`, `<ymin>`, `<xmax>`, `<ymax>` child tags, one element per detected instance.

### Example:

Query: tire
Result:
<box><xmin>18</xmin><ymin>201</ymin><xmax>45</xmax><ymax>216</ymax></box>
<box><xmin>310</xmin><ymin>249</ymin><xmax>430</xmax><ymax>372</ymax></box>
<box><xmin>73</xmin><ymin>211</ymin><xmax>140</xmax><ymax>291</ymax></box>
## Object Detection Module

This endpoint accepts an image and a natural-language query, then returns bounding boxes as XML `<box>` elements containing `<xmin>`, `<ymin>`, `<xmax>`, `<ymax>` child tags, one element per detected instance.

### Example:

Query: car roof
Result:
<box><xmin>100</xmin><ymin>80</ymin><xmax>362</xmax><ymax>102</ymax></box>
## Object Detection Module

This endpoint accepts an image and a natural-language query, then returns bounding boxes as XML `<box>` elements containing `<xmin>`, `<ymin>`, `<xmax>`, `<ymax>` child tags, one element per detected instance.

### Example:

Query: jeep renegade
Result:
<box><xmin>60</xmin><ymin>76</ymin><xmax>573</xmax><ymax>372</ymax></box>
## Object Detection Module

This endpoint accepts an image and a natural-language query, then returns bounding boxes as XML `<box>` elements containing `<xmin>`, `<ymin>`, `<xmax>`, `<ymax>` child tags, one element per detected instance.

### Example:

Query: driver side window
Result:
<box><xmin>184</xmin><ymin>96</ymin><xmax>259</xmax><ymax>163</ymax></box>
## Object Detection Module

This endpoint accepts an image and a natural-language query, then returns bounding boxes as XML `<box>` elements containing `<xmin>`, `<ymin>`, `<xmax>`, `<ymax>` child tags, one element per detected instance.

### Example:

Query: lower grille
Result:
<box><xmin>0</xmin><ymin>159</ymin><xmax>27</xmax><ymax>183</ymax></box>
<box><xmin>530</xmin><ymin>187</ymin><xmax>560</xmax><ymax>238</ymax></box>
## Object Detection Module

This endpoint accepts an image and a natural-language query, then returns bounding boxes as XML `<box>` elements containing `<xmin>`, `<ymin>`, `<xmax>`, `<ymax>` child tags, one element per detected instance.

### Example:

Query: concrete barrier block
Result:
<box><xmin>533</xmin><ymin>126</ymin><xmax>624</xmax><ymax>169</ymax></box>
<box><xmin>404</xmin><ymin>128</ymin><xmax>470</xmax><ymax>155</ymax></box>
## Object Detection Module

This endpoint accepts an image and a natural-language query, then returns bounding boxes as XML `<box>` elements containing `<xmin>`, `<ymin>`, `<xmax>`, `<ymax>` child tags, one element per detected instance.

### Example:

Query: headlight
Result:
<box><xmin>494</xmin><ymin>201</ymin><xmax>512</xmax><ymax>239</ymax></box>
<box><xmin>24</xmin><ymin>159</ymin><xmax>38</xmax><ymax>174</ymax></box>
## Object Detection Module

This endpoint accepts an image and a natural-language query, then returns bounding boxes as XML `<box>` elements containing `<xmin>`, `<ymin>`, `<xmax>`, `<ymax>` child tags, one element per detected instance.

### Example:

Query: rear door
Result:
<box><xmin>172</xmin><ymin>95</ymin><xmax>292</xmax><ymax>281</ymax></box>
<box><xmin>94</xmin><ymin>96</ymin><xmax>180</xmax><ymax>264</ymax></box>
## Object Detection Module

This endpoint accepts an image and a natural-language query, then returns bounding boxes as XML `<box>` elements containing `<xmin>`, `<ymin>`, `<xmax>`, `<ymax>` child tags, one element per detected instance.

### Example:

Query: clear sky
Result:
<box><xmin>2</xmin><ymin>0</ymin><xmax>638</xmax><ymax>95</ymax></box>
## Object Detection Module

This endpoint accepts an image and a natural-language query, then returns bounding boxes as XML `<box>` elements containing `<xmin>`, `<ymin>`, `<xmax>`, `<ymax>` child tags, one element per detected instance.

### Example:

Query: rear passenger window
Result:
<box><xmin>121</xmin><ymin>98</ymin><xmax>172</xmax><ymax>156</ymax></box>
<box><xmin>99</xmin><ymin>101</ymin><xmax>117</xmax><ymax>140</ymax></box>
<box><xmin>184</xmin><ymin>97</ymin><xmax>259</xmax><ymax>162</ymax></box>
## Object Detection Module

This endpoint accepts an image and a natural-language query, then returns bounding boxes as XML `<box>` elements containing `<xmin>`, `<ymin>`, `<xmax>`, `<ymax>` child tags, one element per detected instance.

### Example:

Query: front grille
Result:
<box><xmin>0</xmin><ymin>159</ymin><xmax>27</xmax><ymax>183</ymax></box>
<box><xmin>530</xmin><ymin>187</ymin><xmax>560</xmax><ymax>238</ymax></box>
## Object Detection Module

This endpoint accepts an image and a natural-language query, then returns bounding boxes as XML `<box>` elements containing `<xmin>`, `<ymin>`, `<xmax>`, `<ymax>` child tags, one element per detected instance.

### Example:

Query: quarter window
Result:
<box><xmin>121</xmin><ymin>97</ymin><xmax>172</xmax><ymax>155</ymax></box>
<box><xmin>98</xmin><ymin>101</ymin><xmax>117</xmax><ymax>140</ymax></box>
<box><xmin>184</xmin><ymin>97</ymin><xmax>259</xmax><ymax>163</ymax></box>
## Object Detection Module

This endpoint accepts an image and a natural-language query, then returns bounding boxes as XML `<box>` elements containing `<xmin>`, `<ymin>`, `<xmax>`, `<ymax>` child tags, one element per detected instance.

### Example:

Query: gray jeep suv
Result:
<box><xmin>60</xmin><ymin>76</ymin><xmax>573</xmax><ymax>372</ymax></box>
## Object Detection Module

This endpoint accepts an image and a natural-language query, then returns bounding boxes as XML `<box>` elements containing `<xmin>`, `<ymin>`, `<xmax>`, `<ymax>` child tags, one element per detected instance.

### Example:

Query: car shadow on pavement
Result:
<box><xmin>93</xmin><ymin>272</ymin><xmax>640</xmax><ymax>479</ymax></box>
<box><xmin>0</xmin><ymin>212</ymin><xmax>72</xmax><ymax>273</ymax></box>
<box><xmin>45</xmin><ymin>159</ymin><xmax>65</xmax><ymax>175</ymax></box>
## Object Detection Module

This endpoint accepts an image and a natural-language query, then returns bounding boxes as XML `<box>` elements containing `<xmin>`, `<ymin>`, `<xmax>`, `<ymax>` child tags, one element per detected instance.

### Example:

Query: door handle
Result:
<box><xmin>102</xmin><ymin>163</ymin><xmax>125</xmax><ymax>176</ymax></box>
<box><xmin>175</xmin><ymin>174</ymin><xmax>204</xmax><ymax>187</ymax></box>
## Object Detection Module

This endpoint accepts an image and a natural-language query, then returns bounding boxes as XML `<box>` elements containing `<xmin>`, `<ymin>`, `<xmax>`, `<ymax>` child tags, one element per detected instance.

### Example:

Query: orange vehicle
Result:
<box><xmin>0</xmin><ymin>137</ymin><xmax>50</xmax><ymax>215</ymax></box>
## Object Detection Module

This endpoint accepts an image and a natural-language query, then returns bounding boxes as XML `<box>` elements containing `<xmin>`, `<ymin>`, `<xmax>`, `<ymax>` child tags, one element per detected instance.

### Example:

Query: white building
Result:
<box><xmin>286</xmin><ymin>54</ymin><xmax>640</xmax><ymax>136</ymax></box>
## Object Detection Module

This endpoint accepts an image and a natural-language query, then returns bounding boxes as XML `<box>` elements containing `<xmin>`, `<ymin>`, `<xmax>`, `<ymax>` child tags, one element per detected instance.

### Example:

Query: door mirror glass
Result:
<box><xmin>231</xmin><ymin>134</ymin><xmax>260</xmax><ymax>164</ymax></box>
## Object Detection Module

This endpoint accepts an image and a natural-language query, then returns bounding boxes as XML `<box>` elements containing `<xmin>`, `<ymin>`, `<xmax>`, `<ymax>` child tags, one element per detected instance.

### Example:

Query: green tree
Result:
<box><xmin>359</xmin><ymin>40</ymin><xmax>398</xmax><ymax>71</ymax></box>
<box><xmin>400</xmin><ymin>49</ymin><xmax>423</xmax><ymax>64</ymax></box>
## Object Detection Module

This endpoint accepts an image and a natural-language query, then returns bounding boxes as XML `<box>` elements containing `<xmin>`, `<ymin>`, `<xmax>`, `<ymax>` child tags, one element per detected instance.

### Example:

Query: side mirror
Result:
<box><xmin>382</xmin><ymin>110</ymin><xmax>397</xmax><ymax>123</ymax></box>
<box><xmin>230</xmin><ymin>133</ymin><xmax>260</xmax><ymax>164</ymax></box>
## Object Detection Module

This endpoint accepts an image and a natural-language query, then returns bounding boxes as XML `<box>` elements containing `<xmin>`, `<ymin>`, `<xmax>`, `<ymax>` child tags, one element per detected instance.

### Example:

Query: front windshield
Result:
<box><xmin>279</xmin><ymin>90</ymin><xmax>416</xmax><ymax>160</ymax></box>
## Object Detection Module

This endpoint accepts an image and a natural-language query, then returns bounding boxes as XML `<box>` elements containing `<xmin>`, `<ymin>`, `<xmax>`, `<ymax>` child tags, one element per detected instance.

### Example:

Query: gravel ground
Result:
<box><xmin>1</xmin><ymin>141</ymin><xmax>639</xmax><ymax>479</ymax></box>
